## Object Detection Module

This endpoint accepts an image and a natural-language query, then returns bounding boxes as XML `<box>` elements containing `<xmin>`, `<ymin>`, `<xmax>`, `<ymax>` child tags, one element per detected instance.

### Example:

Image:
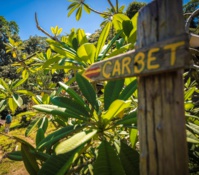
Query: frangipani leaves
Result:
<box><xmin>77</xmin><ymin>43</ymin><xmax>96</xmax><ymax>64</ymax></box>
<box><xmin>55</xmin><ymin>130</ymin><xmax>97</xmax><ymax>155</ymax></box>
<box><xmin>102</xmin><ymin>100</ymin><xmax>131</xmax><ymax>121</ymax></box>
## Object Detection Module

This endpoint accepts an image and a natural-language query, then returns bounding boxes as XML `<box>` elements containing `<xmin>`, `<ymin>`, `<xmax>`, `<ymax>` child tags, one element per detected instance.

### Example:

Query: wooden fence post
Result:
<box><xmin>137</xmin><ymin>0</ymin><xmax>189</xmax><ymax>174</ymax></box>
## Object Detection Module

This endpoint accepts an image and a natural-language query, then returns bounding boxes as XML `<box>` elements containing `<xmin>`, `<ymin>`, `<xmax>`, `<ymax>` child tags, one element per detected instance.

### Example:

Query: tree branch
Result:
<box><xmin>82</xmin><ymin>2</ymin><xmax>111</xmax><ymax>16</ymax></box>
<box><xmin>107</xmin><ymin>0</ymin><xmax>116</xmax><ymax>13</ymax></box>
<box><xmin>116</xmin><ymin>0</ymin><xmax>119</xmax><ymax>13</ymax></box>
<box><xmin>35</xmin><ymin>13</ymin><xmax>59</xmax><ymax>42</ymax></box>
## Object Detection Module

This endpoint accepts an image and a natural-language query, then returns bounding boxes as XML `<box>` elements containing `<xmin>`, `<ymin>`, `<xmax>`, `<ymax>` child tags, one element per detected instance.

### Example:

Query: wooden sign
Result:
<box><xmin>137</xmin><ymin>1</ymin><xmax>189</xmax><ymax>175</ymax></box>
<box><xmin>83</xmin><ymin>0</ymin><xmax>190</xmax><ymax>174</ymax></box>
<box><xmin>83</xmin><ymin>34</ymin><xmax>190</xmax><ymax>82</ymax></box>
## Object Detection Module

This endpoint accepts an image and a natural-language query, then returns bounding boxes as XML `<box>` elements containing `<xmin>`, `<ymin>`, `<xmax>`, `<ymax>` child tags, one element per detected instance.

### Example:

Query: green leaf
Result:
<box><xmin>128</xmin><ymin>12</ymin><xmax>138</xmax><ymax>44</ymax></box>
<box><xmin>38</xmin><ymin>145</ymin><xmax>84</xmax><ymax>175</ymax></box>
<box><xmin>33</xmin><ymin>104</ymin><xmax>86</xmax><ymax>121</ymax></box>
<box><xmin>115</xmin><ymin>110</ymin><xmax>137</xmax><ymax>126</ymax></box>
<box><xmin>0</xmin><ymin>78</ymin><xmax>10</xmax><ymax>92</ymax></box>
<box><xmin>57</xmin><ymin>28</ymin><xmax>63</xmax><ymax>35</ymax></box>
<box><xmin>76</xmin><ymin>6</ymin><xmax>82</xmax><ymax>21</ymax></box>
<box><xmin>99</xmin><ymin>30</ymin><xmax>123</xmax><ymax>61</ymax></box>
<box><xmin>118</xmin><ymin>142</ymin><xmax>139</xmax><ymax>175</ymax></box>
<box><xmin>55</xmin><ymin>130</ymin><xmax>97</xmax><ymax>155</ymax></box>
<box><xmin>21</xmin><ymin>144</ymin><xmax>39</xmax><ymax>175</ymax></box>
<box><xmin>14</xmin><ymin>138</ymin><xmax>39</xmax><ymax>175</ymax></box>
<box><xmin>25</xmin><ymin>117</ymin><xmax>42</xmax><ymax>137</ymax></box>
<box><xmin>12</xmin><ymin>93</ymin><xmax>23</xmax><ymax>107</ymax></box>
<box><xmin>36</xmin><ymin>128</ymin><xmax>45</xmax><ymax>147</ymax></box>
<box><xmin>22</xmin><ymin>69</ymin><xmax>29</xmax><ymax>80</ymax></box>
<box><xmin>12</xmin><ymin>78</ymin><xmax>27</xmax><ymax>89</ymax></box>
<box><xmin>119</xmin><ymin>79</ymin><xmax>137</xmax><ymax>100</ymax></box>
<box><xmin>122</xmin><ymin>20</ymin><xmax>133</xmax><ymax>37</ymax></box>
<box><xmin>187</xmin><ymin>122</ymin><xmax>199</xmax><ymax>135</ymax></box>
<box><xmin>186</xmin><ymin>130</ymin><xmax>199</xmax><ymax>143</ymax></box>
<box><xmin>67</xmin><ymin>3</ymin><xmax>80</xmax><ymax>17</ymax></box>
<box><xmin>102</xmin><ymin>100</ymin><xmax>131</xmax><ymax>121</ymax></box>
<box><xmin>95</xmin><ymin>22</ymin><xmax>112</xmax><ymax>59</ymax></box>
<box><xmin>104</xmin><ymin>79</ymin><xmax>124</xmax><ymax>110</ymax></box>
<box><xmin>184</xmin><ymin>87</ymin><xmax>196</xmax><ymax>101</ymax></box>
<box><xmin>58</xmin><ymin>82</ymin><xmax>86</xmax><ymax>107</ymax></box>
<box><xmin>42</xmin><ymin>56</ymin><xmax>59</xmax><ymax>69</ymax></box>
<box><xmin>37</xmin><ymin>125</ymin><xmax>83</xmax><ymax>150</ymax></box>
<box><xmin>49</xmin><ymin>42</ymin><xmax>78</xmax><ymax>60</ymax></box>
<box><xmin>16</xmin><ymin>111</ymin><xmax>36</xmax><ymax>118</ymax></box>
<box><xmin>51</xmin><ymin>96</ymin><xmax>90</xmax><ymax>117</ymax></box>
<box><xmin>185</xmin><ymin>102</ymin><xmax>194</xmax><ymax>110</ymax></box>
<box><xmin>8</xmin><ymin>97</ymin><xmax>18</xmax><ymax>113</ymax></box>
<box><xmin>130</xmin><ymin>129</ymin><xmax>138</xmax><ymax>148</ymax></box>
<box><xmin>76</xmin><ymin>73</ymin><xmax>99</xmax><ymax>112</ymax></box>
<box><xmin>15</xmin><ymin>90</ymin><xmax>34</xmax><ymax>96</ymax></box>
<box><xmin>77</xmin><ymin>28</ymin><xmax>88</xmax><ymax>45</ymax></box>
<box><xmin>93</xmin><ymin>141</ymin><xmax>125</xmax><ymax>175</ymax></box>
<box><xmin>83</xmin><ymin>4</ymin><xmax>91</xmax><ymax>14</ymax></box>
<box><xmin>77</xmin><ymin>43</ymin><xmax>96</xmax><ymax>64</ymax></box>
<box><xmin>0</xmin><ymin>100</ymin><xmax>7</xmax><ymax>112</ymax></box>
<box><xmin>46</xmin><ymin>48</ymin><xmax>51</xmax><ymax>59</ymax></box>
<box><xmin>7</xmin><ymin>151</ymin><xmax>22</xmax><ymax>161</ymax></box>
<box><xmin>113</xmin><ymin>14</ymin><xmax>130</xmax><ymax>32</ymax></box>
<box><xmin>42</xmin><ymin>94</ymin><xmax>50</xmax><ymax>104</ymax></box>
<box><xmin>38</xmin><ymin>117</ymin><xmax>48</xmax><ymax>133</ymax></box>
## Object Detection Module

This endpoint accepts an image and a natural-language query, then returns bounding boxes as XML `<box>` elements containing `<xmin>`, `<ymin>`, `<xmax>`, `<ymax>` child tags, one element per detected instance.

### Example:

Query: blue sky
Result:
<box><xmin>0</xmin><ymin>0</ymin><xmax>189</xmax><ymax>40</ymax></box>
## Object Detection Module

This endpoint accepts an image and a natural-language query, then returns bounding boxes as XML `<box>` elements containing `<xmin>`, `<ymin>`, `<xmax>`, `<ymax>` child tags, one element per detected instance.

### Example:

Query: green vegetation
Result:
<box><xmin>0</xmin><ymin>0</ymin><xmax>198</xmax><ymax>174</ymax></box>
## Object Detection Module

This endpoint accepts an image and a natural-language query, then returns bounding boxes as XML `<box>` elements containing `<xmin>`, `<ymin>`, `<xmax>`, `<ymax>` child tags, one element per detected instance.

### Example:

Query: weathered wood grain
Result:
<box><xmin>137</xmin><ymin>0</ymin><xmax>189</xmax><ymax>175</ymax></box>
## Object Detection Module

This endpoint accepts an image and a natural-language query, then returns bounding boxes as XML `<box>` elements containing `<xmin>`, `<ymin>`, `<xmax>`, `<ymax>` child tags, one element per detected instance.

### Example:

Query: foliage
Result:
<box><xmin>0</xmin><ymin>0</ymin><xmax>199</xmax><ymax>174</ymax></box>
<box><xmin>126</xmin><ymin>2</ymin><xmax>146</xmax><ymax>19</ymax></box>
<box><xmin>23</xmin><ymin>36</ymin><xmax>48</xmax><ymax>54</ymax></box>
<box><xmin>0</xmin><ymin>16</ymin><xmax>20</xmax><ymax>65</ymax></box>
<box><xmin>7</xmin><ymin>74</ymin><xmax>139</xmax><ymax>174</ymax></box>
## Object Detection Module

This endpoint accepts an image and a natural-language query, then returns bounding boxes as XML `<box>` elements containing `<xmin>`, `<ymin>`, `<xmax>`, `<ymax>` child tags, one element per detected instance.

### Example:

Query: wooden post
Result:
<box><xmin>137</xmin><ymin>0</ymin><xmax>189</xmax><ymax>175</ymax></box>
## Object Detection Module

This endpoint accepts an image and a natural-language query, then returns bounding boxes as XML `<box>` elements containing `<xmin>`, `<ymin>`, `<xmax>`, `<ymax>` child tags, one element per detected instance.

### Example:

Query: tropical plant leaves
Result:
<box><xmin>115</xmin><ymin>110</ymin><xmax>137</xmax><ymax>126</ymax></box>
<box><xmin>55</xmin><ymin>130</ymin><xmax>97</xmax><ymax>155</ymax></box>
<box><xmin>7</xmin><ymin>151</ymin><xmax>23</xmax><ymax>161</ymax></box>
<box><xmin>77</xmin><ymin>43</ymin><xmax>96</xmax><ymax>64</ymax></box>
<box><xmin>95</xmin><ymin>22</ymin><xmax>112</xmax><ymax>59</ymax></box>
<box><xmin>76</xmin><ymin>73</ymin><xmax>99</xmax><ymax>112</ymax></box>
<box><xmin>118</xmin><ymin>142</ymin><xmax>140</xmax><ymax>175</ymax></box>
<box><xmin>14</xmin><ymin>137</ymin><xmax>39</xmax><ymax>175</ymax></box>
<box><xmin>102</xmin><ymin>100</ymin><xmax>131</xmax><ymax>122</ymax></box>
<box><xmin>36</xmin><ymin>128</ymin><xmax>45</xmax><ymax>147</ymax></box>
<box><xmin>12</xmin><ymin>93</ymin><xmax>23</xmax><ymax>107</ymax></box>
<box><xmin>93</xmin><ymin>141</ymin><xmax>125</xmax><ymax>175</ymax></box>
<box><xmin>33</xmin><ymin>104</ymin><xmax>86</xmax><ymax>121</ymax></box>
<box><xmin>119</xmin><ymin>79</ymin><xmax>137</xmax><ymax>100</ymax></box>
<box><xmin>51</xmin><ymin>96</ymin><xmax>90</xmax><ymax>117</ymax></box>
<box><xmin>37</xmin><ymin>125</ymin><xmax>83</xmax><ymax>150</ymax></box>
<box><xmin>38</xmin><ymin>145</ymin><xmax>84</xmax><ymax>175</ymax></box>
<box><xmin>25</xmin><ymin>117</ymin><xmax>42</xmax><ymax>137</ymax></box>
<box><xmin>104</xmin><ymin>79</ymin><xmax>124</xmax><ymax>110</ymax></box>
<box><xmin>58</xmin><ymin>82</ymin><xmax>86</xmax><ymax>108</ymax></box>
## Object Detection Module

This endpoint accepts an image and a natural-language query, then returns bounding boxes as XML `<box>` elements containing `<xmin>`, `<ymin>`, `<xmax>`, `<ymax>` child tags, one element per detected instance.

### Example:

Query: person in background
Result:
<box><xmin>5</xmin><ymin>111</ymin><xmax>12</xmax><ymax>133</ymax></box>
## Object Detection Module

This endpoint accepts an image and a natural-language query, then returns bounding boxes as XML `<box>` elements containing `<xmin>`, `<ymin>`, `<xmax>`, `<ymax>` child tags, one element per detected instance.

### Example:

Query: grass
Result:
<box><xmin>0</xmin><ymin>116</ymin><xmax>56</xmax><ymax>175</ymax></box>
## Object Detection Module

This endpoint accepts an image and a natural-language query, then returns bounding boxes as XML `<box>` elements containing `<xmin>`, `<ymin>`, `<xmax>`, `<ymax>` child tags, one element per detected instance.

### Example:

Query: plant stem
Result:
<box><xmin>107</xmin><ymin>0</ymin><xmax>116</xmax><ymax>13</ymax></box>
<box><xmin>82</xmin><ymin>2</ymin><xmax>111</xmax><ymax>16</ymax></box>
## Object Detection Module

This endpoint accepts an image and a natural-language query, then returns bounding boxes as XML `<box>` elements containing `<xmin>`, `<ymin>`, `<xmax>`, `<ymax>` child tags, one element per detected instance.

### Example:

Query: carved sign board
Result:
<box><xmin>83</xmin><ymin>34</ymin><xmax>191</xmax><ymax>82</ymax></box>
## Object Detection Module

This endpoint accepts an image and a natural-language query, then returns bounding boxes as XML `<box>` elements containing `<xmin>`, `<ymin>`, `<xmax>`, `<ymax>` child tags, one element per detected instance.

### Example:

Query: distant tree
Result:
<box><xmin>23</xmin><ymin>36</ymin><xmax>48</xmax><ymax>54</ymax></box>
<box><xmin>126</xmin><ymin>1</ymin><xmax>146</xmax><ymax>19</ymax></box>
<box><xmin>0</xmin><ymin>16</ymin><xmax>20</xmax><ymax>65</ymax></box>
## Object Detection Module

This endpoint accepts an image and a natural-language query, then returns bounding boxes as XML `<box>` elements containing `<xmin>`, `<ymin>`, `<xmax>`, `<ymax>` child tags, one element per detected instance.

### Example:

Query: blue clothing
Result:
<box><xmin>5</xmin><ymin>114</ymin><xmax>12</xmax><ymax>124</ymax></box>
